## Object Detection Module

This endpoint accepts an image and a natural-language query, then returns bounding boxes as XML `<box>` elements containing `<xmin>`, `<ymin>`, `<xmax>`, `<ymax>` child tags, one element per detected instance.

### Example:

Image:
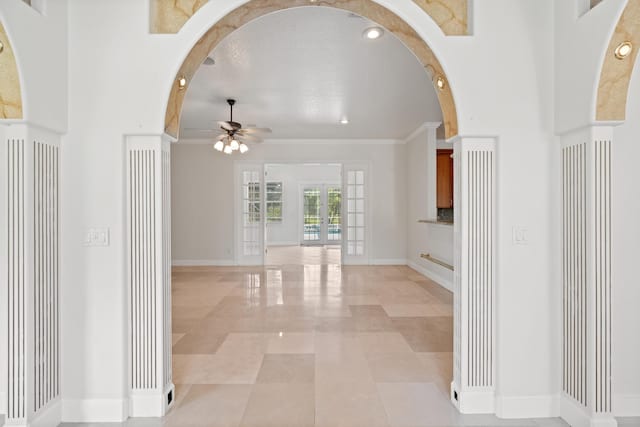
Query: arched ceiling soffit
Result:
<box><xmin>596</xmin><ymin>0</ymin><xmax>640</xmax><ymax>121</ymax></box>
<box><xmin>162</xmin><ymin>0</ymin><xmax>460</xmax><ymax>140</ymax></box>
<box><xmin>0</xmin><ymin>22</ymin><xmax>23</xmax><ymax>119</ymax></box>
<box><xmin>150</xmin><ymin>0</ymin><xmax>469</xmax><ymax>36</ymax></box>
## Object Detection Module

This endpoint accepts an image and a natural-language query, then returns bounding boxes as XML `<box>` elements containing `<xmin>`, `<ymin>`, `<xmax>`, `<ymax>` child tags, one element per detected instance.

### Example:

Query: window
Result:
<box><xmin>266</xmin><ymin>182</ymin><xmax>283</xmax><ymax>223</ymax></box>
<box><xmin>246</xmin><ymin>182</ymin><xmax>261</xmax><ymax>224</ymax></box>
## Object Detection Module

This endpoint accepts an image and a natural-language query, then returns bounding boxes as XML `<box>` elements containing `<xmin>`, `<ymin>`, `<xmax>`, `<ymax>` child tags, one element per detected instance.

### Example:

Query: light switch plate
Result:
<box><xmin>512</xmin><ymin>226</ymin><xmax>528</xmax><ymax>245</ymax></box>
<box><xmin>83</xmin><ymin>228</ymin><xmax>110</xmax><ymax>247</ymax></box>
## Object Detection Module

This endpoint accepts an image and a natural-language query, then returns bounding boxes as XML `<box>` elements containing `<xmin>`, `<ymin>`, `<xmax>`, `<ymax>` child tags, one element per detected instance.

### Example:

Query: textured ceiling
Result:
<box><xmin>179</xmin><ymin>6</ymin><xmax>442</xmax><ymax>140</ymax></box>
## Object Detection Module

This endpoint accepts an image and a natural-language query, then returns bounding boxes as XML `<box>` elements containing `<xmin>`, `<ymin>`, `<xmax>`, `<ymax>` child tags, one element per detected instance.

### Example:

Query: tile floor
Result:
<box><xmin>59</xmin><ymin>254</ymin><xmax>583</xmax><ymax>426</ymax></box>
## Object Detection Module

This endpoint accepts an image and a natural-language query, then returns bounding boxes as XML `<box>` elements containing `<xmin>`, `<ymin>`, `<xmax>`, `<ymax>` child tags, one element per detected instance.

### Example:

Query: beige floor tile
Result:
<box><xmin>240</xmin><ymin>383</ymin><xmax>315</xmax><ymax>427</ymax></box>
<box><xmin>366</xmin><ymin>352</ymin><xmax>431</xmax><ymax>382</ymax></box>
<box><xmin>173</xmin><ymin>354</ymin><xmax>212</xmax><ymax>384</ymax></box>
<box><xmin>316</xmin><ymin>351</ymin><xmax>374</xmax><ymax>384</ymax></box>
<box><xmin>200</xmin><ymin>352</ymin><xmax>265</xmax><ymax>384</ymax></box>
<box><xmin>172</xmin><ymin>333</ymin><xmax>185</xmax><ymax>346</ymax></box>
<box><xmin>382</xmin><ymin>304</ymin><xmax>449</xmax><ymax>317</ymax></box>
<box><xmin>164</xmin><ymin>384</ymin><xmax>252</xmax><ymax>427</ymax></box>
<box><xmin>377</xmin><ymin>382</ymin><xmax>459</xmax><ymax>427</ymax></box>
<box><xmin>216</xmin><ymin>333</ymin><xmax>274</xmax><ymax>355</ymax></box>
<box><xmin>255</xmin><ymin>354</ymin><xmax>315</xmax><ymax>383</ymax></box>
<box><xmin>266</xmin><ymin>332</ymin><xmax>315</xmax><ymax>353</ymax></box>
<box><xmin>314</xmin><ymin>332</ymin><xmax>365</xmax><ymax>361</ymax></box>
<box><xmin>315</xmin><ymin>380</ymin><xmax>390</xmax><ymax>427</ymax></box>
<box><xmin>172</xmin><ymin>332</ymin><xmax>228</xmax><ymax>355</ymax></box>
<box><xmin>356</xmin><ymin>332</ymin><xmax>414</xmax><ymax>354</ymax></box>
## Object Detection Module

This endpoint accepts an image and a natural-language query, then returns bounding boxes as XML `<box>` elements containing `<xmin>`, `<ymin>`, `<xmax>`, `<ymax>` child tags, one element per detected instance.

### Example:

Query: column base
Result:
<box><xmin>559</xmin><ymin>395</ymin><xmax>618</xmax><ymax>427</ymax></box>
<box><xmin>2</xmin><ymin>399</ymin><xmax>62</xmax><ymax>427</ymax></box>
<box><xmin>451</xmin><ymin>382</ymin><xmax>495</xmax><ymax>414</ymax></box>
<box><xmin>129</xmin><ymin>383</ymin><xmax>175</xmax><ymax>418</ymax></box>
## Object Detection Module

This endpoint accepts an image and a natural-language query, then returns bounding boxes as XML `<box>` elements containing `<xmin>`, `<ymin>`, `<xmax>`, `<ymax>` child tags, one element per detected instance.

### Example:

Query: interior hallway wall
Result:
<box><xmin>611</xmin><ymin>59</ymin><xmax>640</xmax><ymax>416</ymax></box>
<box><xmin>264</xmin><ymin>163</ymin><xmax>341</xmax><ymax>246</ymax></box>
<box><xmin>171</xmin><ymin>141</ymin><xmax>407</xmax><ymax>264</ymax></box>
<box><xmin>405</xmin><ymin>126</ymin><xmax>454</xmax><ymax>290</ymax></box>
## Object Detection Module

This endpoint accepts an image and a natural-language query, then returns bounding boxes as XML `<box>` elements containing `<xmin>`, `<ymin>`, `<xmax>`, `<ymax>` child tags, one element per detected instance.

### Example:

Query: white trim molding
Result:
<box><xmin>495</xmin><ymin>394</ymin><xmax>559</xmax><ymax>419</ymax></box>
<box><xmin>370</xmin><ymin>258</ymin><xmax>408</xmax><ymax>266</ymax></box>
<box><xmin>172</xmin><ymin>259</ymin><xmax>235</xmax><ymax>267</ymax></box>
<box><xmin>61</xmin><ymin>398</ymin><xmax>128</xmax><ymax>423</ymax></box>
<box><xmin>613</xmin><ymin>394</ymin><xmax>640</xmax><ymax>417</ymax></box>
<box><xmin>407</xmin><ymin>261</ymin><xmax>453</xmax><ymax>292</ymax></box>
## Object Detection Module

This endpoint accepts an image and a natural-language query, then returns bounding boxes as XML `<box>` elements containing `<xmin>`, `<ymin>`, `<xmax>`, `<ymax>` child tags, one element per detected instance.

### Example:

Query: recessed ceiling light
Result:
<box><xmin>203</xmin><ymin>56</ymin><xmax>215</xmax><ymax>66</ymax></box>
<box><xmin>435</xmin><ymin>75</ymin><xmax>446</xmax><ymax>91</ymax></box>
<box><xmin>340</xmin><ymin>118</ymin><xmax>349</xmax><ymax>124</ymax></box>
<box><xmin>177</xmin><ymin>75</ymin><xmax>187</xmax><ymax>90</ymax></box>
<box><xmin>615</xmin><ymin>41</ymin><xmax>633</xmax><ymax>59</ymax></box>
<box><xmin>363</xmin><ymin>27</ymin><xmax>384</xmax><ymax>40</ymax></box>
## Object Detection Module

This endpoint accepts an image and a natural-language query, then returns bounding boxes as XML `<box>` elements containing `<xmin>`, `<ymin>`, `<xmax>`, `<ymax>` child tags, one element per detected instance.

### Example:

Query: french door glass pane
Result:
<box><xmin>242</xmin><ymin>171</ymin><xmax>261</xmax><ymax>256</ymax></box>
<box><xmin>327</xmin><ymin>187</ymin><xmax>341</xmax><ymax>241</ymax></box>
<box><xmin>346</xmin><ymin>170</ymin><xmax>365</xmax><ymax>256</ymax></box>
<box><xmin>303</xmin><ymin>188</ymin><xmax>321</xmax><ymax>241</ymax></box>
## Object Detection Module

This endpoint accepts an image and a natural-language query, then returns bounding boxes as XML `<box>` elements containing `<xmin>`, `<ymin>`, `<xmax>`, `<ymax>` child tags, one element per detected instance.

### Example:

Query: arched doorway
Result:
<box><xmin>128</xmin><ymin>0</ymin><xmax>496</xmax><ymax>421</ymax></box>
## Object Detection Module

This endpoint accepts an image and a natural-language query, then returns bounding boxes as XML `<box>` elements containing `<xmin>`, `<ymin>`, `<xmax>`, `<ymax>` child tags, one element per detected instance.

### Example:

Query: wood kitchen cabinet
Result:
<box><xmin>437</xmin><ymin>149</ymin><xmax>454</xmax><ymax>209</ymax></box>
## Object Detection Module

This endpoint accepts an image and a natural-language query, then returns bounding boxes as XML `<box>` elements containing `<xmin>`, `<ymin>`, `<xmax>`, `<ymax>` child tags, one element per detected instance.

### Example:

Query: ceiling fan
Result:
<box><xmin>207</xmin><ymin>99</ymin><xmax>272</xmax><ymax>154</ymax></box>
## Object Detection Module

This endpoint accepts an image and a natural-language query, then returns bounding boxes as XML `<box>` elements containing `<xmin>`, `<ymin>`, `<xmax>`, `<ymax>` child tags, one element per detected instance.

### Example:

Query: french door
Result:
<box><xmin>301</xmin><ymin>184</ymin><xmax>342</xmax><ymax>245</ymax></box>
<box><xmin>236</xmin><ymin>163</ymin><xmax>265</xmax><ymax>265</ymax></box>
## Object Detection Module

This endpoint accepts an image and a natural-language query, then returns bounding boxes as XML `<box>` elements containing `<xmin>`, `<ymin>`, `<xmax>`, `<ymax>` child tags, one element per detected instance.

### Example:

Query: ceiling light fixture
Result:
<box><xmin>223</xmin><ymin>145</ymin><xmax>233</xmax><ymax>154</ymax></box>
<box><xmin>177</xmin><ymin>75</ymin><xmax>187</xmax><ymax>90</ymax></box>
<box><xmin>214</xmin><ymin>140</ymin><xmax>224</xmax><ymax>151</ymax></box>
<box><xmin>230</xmin><ymin>139</ymin><xmax>240</xmax><ymax>151</ymax></box>
<box><xmin>239</xmin><ymin>143</ymin><xmax>249</xmax><ymax>154</ymax></box>
<box><xmin>340</xmin><ymin>118</ymin><xmax>349</xmax><ymax>124</ymax></box>
<box><xmin>615</xmin><ymin>41</ymin><xmax>633</xmax><ymax>59</ymax></box>
<box><xmin>435</xmin><ymin>75</ymin><xmax>446</xmax><ymax>91</ymax></box>
<box><xmin>363</xmin><ymin>26</ymin><xmax>384</xmax><ymax>40</ymax></box>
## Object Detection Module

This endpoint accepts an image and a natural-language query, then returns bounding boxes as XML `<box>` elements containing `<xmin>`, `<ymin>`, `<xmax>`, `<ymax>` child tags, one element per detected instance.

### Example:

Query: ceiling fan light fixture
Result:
<box><xmin>230</xmin><ymin>139</ymin><xmax>240</xmax><ymax>150</ymax></box>
<box><xmin>239</xmin><ymin>143</ymin><xmax>249</xmax><ymax>154</ymax></box>
<box><xmin>223</xmin><ymin>145</ymin><xmax>233</xmax><ymax>154</ymax></box>
<box><xmin>214</xmin><ymin>140</ymin><xmax>224</xmax><ymax>151</ymax></box>
<box><xmin>340</xmin><ymin>118</ymin><xmax>349</xmax><ymax>125</ymax></box>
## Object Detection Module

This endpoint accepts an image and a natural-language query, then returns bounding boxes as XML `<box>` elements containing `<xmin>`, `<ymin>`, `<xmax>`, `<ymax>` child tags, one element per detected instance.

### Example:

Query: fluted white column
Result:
<box><xmin>559</xmin><ymin>125</ymin><xmax>616</xmax><ymax>427</ymax></box>
<box><xmin>125</xmin><ymin>135</ymin><xmax>174</xmax><ymax>417</ymax></box>
<box><xmin>451</xmin><ymin>137</ymin><xmax>497</xmax><ymax>414</ymax></box>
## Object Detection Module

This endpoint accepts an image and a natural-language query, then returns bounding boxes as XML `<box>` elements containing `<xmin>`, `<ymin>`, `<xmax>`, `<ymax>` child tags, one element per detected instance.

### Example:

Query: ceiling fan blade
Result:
<box><xmin>236</xmin><ymin>134</ymin><xmax>262</xmax><ymax>143</ymax></box>
<box><xmin>238</xmin><ymin>127</ymin><xmax>272</xmax><ymax>135</ymax></box>
<box><xmin>218</xmin><ymin>121</ymin><xmax>234</xmax><ymax>131</ymax></box>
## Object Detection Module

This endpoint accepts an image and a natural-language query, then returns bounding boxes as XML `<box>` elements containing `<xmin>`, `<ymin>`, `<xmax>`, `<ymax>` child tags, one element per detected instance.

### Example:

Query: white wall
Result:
<box><xmin>405</xmin><ymin>125</ymin><xmax>454</xmax><ymax>290</ymax></box>
<box><xmin>611</xmin><ymin>59</ymin><xmax>640</xmax><ymax>416</ymax></box>
<box><xmin>265</xmin><ymin>163</ymin><xmax>341</xmax><ymax>246</ymax></box>
<box><xmin>0</xmin><ymin>0</ymin><xmax>613</xmax><ymax>420</ymax></box>
<box><xmin>171</xmin><ymin>141</ymin><xmax>407</xmax><ymax>264</ymax></box>
<box><xmin>0</xmin><ymin>125</ymin><xmax>6</xmax><ymax>415</ymax></box>
<box><xmin>0</xmin><ymin>0</ymin><xmax>68</xmax><ymax>132</ymax></box>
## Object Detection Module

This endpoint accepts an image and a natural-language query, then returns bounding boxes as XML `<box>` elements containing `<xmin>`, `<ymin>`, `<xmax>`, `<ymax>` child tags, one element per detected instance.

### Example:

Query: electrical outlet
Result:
<box><xmin>83</xmin><ymin>228</ymin><xmax>110</xmax><ymax>247</ymax></box>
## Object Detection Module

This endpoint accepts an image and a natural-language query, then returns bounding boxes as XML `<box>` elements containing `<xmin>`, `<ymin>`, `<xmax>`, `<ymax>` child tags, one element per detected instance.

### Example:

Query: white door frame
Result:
<box><xmin>298</xmin><ymin>181</ymin><xmax>342</xmax><ymax>246</ymax></box>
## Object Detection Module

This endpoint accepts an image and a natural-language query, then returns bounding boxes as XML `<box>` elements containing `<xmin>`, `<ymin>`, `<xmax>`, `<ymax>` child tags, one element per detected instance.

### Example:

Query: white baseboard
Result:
<box><xmin>407</xmin><ymin>260</ymin><xmax>453</xmax><ymax>292</ymax></box>
<box><xmin>614</xmin><ymin>394</ymin><xmax>640</xmax><ymax>416</ymax></box>
<box><xmin>495</xmin><ymin>394</ymin><xmax>558</xmax><ymax>419</ymax></box>
<box><xmin>370</xmin><ymin>258</ymin><xmax>407</xmax><ymax>265</ymax></box>
<box><xmin>266</xmin><ymin>241</ymin><xmax>299</xmax><ymax>247</ymax></box>
<box><xmin>62</xmin><ymin>398</ymin><xmax>128</xmax><ymax>423</ymax></box>
<box><xmin>31</xmin><ymin>399</ymin><xmax>62</xmax><ymax>427</ymax></box>
<box><xmin>172</xmin><ymin>259</ymin><xmax>235</xmax><ymax>267</ymax></box>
